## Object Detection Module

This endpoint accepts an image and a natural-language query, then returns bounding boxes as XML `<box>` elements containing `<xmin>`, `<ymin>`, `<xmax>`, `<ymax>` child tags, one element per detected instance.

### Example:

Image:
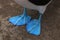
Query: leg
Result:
<box><xmin>8</xmin><ymin>8</ymin><xmax>31</xmax><ymax>26</ymax></box>
<box><xmin>26</xmin><ymin>12</ymin><xmax>43</xmax><ymax>36</ymax></box>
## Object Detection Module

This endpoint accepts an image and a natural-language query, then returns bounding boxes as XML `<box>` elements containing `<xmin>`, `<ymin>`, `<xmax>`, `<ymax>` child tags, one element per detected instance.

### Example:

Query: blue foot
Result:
<box><xmin>8</xmin><ymin>15</ymin><xmax>31</xmax><ymax>26</ymax></box>
<box><xmin>8</xmin><ymin>8</ymin><xmax>31</xmax><ymax>26</ymax></box>
<box><xmin>26</xmin><ymin>19</ymin><xmax>41</xmax><ymax>36</ymax></box>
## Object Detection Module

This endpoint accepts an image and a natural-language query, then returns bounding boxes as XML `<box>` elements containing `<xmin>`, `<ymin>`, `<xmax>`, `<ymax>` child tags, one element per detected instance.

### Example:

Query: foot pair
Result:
<box><xmin>8</xmin><ymin>8</ymin><xmax>43</xmax><ymax>36</ymax></box>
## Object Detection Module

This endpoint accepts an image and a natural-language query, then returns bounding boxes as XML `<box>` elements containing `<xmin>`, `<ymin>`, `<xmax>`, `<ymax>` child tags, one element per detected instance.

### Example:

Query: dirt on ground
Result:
<box><xmin>0</xmin><ymin>0</ymin><xmax>60</xmax><ymax>40</ymax></box>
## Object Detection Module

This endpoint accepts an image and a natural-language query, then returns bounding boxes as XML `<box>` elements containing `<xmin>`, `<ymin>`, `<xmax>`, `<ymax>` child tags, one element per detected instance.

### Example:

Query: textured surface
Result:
<box><xmin>0</xmin><ymin>0</ymin><xmax>60</xmax><ymax>40</ymax></box>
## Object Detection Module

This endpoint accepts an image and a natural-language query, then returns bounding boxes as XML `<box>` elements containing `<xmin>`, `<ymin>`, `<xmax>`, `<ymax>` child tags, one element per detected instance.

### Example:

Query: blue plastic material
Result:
<box><xmin>26</xmin><ymin>14</ymin><xmax>42</xmax><ymax>36</ymax></box>
<box><xmin>8</xmin><ymin>8</ymin><xmax>31</xmax><ymax>26</ymax></box>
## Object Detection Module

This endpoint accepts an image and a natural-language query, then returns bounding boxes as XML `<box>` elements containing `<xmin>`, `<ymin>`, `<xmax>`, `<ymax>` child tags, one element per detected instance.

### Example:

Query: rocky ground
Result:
<box><xmin>0</xmin><ymin>0</ymin><xmax>60</xmax><ymax>40</ymax></box>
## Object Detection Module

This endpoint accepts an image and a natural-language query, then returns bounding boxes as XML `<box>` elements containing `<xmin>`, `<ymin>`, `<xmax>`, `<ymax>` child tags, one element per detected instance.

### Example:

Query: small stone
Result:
<box><xmin>0</xmin><ymin>4</ymin><xmax>3</xmax><ymax>9</ymax></box>
<box><xmin>0</xmin><ymin>34</ymin><xmax>3</xmax><ymax>40</ymax></box>
<box><xmin>9</xmin><ymin>2</ymin><xmax>15</xmax><ymax>7</ymax></box>
<box><xmin>0</xmin><ymin>15</ymin><xmax>3</xmax><ymax>21</ymax></box>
